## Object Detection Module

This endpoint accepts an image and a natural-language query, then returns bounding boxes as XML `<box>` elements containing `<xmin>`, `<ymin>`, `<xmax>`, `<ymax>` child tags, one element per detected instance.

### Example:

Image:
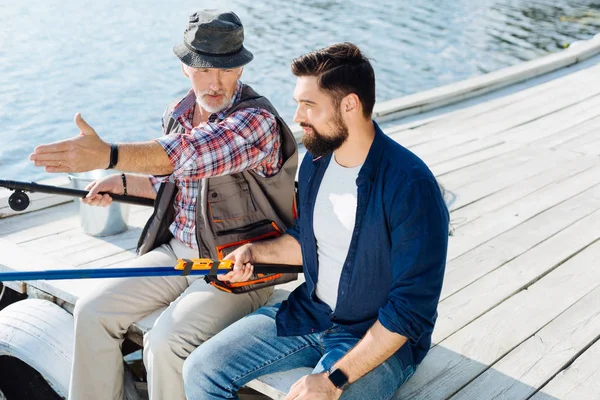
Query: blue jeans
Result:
<box><xmin>183</xmin><ymin>304</ymin><xmax>416</xmax><ymax>400</ymax></box>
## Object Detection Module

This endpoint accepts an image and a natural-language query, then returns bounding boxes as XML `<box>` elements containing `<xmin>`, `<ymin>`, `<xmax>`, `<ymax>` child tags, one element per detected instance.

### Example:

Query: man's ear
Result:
<box><xmin>181</xmin><ymin>63</ymin><xmax>190</xmax><ymax>78</ymax></box>
<box><xmin>342</xmin><ymin>94</ymin><xmax>360</xmax><ymax>113</ymax></box>
<box><xmin>237</xmin><ymin>67</ymin><xmax>244</xmax><ymax>79</ymax></box>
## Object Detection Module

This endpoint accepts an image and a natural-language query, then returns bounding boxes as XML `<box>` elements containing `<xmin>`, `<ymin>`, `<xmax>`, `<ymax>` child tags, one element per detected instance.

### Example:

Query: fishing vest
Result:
<box><xmin>137</xmin><ymin>84</ymin><xmax>299</xmax><ymax>293</ymax></box>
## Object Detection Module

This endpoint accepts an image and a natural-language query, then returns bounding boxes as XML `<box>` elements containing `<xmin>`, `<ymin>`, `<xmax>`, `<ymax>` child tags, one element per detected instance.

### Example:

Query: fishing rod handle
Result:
<box><xmin>249</xmin><ymin>263</ymin><xmax>303</xmax><ymax>274</ymax></box>
<box><xmin>1</xmin><ymin>180</ymin><xmax>155</xmax><ymax>207</ymax></box>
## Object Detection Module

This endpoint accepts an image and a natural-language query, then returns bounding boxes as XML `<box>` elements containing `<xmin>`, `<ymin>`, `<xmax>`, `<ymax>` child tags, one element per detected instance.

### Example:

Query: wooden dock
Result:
<box><xmin>1</xmin><ymin>37</ymin><xmax>600</xmax><ymax>399</ymax></box>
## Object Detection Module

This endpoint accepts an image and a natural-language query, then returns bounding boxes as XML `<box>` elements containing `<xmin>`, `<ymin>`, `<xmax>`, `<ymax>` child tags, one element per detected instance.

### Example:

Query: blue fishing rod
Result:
<box><xmin>0</xmin><ymin>179</ymin><xmax>155</xmax><ymax>211</ymax></box>
<box><xmin>0</xmin><ymin>259</ymin><xmax>303</xmax><ymax>282</ymax></box>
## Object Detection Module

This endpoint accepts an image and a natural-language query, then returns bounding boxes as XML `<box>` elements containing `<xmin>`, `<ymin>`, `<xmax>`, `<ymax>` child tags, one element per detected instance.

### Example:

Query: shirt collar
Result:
<box><xmin>311</xmin><ymin>121</ymin><xmax>384</xmax><ymax>185</ymax></box>
<box><xmin>171</xmin><ymin>80</ymin><xmax>243</xmax><ymax>129</ymax></box>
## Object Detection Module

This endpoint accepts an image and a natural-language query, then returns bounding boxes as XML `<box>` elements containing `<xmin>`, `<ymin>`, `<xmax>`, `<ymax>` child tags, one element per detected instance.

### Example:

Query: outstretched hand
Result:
<box><xmin>30</xmin><ymin>113</ymin><xmax>111</xmax><ymax>173</ymax></box>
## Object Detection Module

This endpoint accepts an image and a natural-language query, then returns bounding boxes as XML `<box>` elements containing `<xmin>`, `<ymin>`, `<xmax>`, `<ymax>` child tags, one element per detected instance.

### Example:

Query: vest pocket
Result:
<box><xmin>208</xmin><ymin>179</ymin><xmax>257</xmax><ymax>224</ymax></box>
<box><xmin>214</xmin><ymin>220</ymin><xmax>283</xmax><ymax>259</ymax></box>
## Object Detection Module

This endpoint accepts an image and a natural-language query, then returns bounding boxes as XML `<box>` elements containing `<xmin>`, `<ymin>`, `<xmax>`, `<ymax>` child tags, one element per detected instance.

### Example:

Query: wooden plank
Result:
<box><xmin>532</xmin><ymin>114</ymin><xmax>600</xmax><ymax>149</ymax></box>
<box><xmin>498</xmin><ymin>93</ymin><xmax>600</xmax><ymax>144</ymax></box>
<box><xmin>560</xmin><ymin>130</ymin><xmax>600</xmax><ymax>153</ymax></box>
<box><xmin>448</xmin><ymin>150</ymin><xmax>577</xmax><ymax>211</ymax></box>
<box><xmin>530</xmin><ymin>339</ymin><xmax>600</xmax><ymax>400</ymax></box>
<box><xmin>441</xmin><ymin>185</ymin><xmax>600</xmax><ymax>303</ymax></box>
<box><xmin>431</xmin><ymin>142</ymin><xmax>523</xmax><ymax>177</ymax></box>
<box><xmin>0</xmin><ymin>202</ymin><xmax>78</xmax><ymax>238</ymax></box>
<box><xmin>577</xmin><ymin>137</ymin><xmax>600</xmax><ymax>156</ymax></box>
<box><xmin>398</xmin><ymin>88</ymin><xmax>600</xmax><ymax>164</ymax></box>
<box><xmin>410</xmin><ymin>137</ymin><xmax>506</xmax><ymax>166</ymax></box>
<box><xmin>76</xmin><ymin>249</ymin><xmax>138</xmax><ymax>269</ymax></box>
<box><xmin>437</xmin><ymin>204</ymin><xmax>600</xmax><ymax>344</ymax></box>
<box><xmin>450</xmin><ymin>285</ymin><xmax>600</xmax><ymax>400</ymax></box>
<box><xmin>392</xmin><ymin>64</ymin><xmax>600</xmax><ymax>148</ymax></box>
<box><xmin>385</xmin><ymin>58</ymin><xmax>600</xmax><ymax>139</ymax></box>
<box><xmin>23</xmin><ymin>207</ymin><xmax>150</xmax><ymax>255</ymax></box>
<box><xmin>44</xmin><ymin>229</ymin><xmax>144</xmax><ymax>267</ymax></box>
<box><xmin>447</xmin><ymin>165</ymin><xmax>600</xmax><ymax>260</ymax></box>
<box><xmin>396</xmin><ymin>239</ymin><xmax>600</xmax><ymax>400</ymax></box>
<box><xmin>438</xmin><ymin>147</ymin><xmax>544</xmax><ymax>190</ymax></box>
<box><xmin>448</xmin><ymin>155</ymin><xmax>598</xmax><ymax>227</ymax></box>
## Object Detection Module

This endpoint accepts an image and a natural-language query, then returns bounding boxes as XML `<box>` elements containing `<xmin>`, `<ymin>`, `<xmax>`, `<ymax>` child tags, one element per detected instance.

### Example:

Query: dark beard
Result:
<box><xmin>301</xmin><ymin>113</ymin><xmax>348</xmax><ymax>158</ymax></box>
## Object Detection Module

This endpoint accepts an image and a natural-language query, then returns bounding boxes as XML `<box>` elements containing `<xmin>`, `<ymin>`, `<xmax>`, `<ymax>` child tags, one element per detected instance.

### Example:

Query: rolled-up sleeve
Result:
<box><xmin>154</xmin><ymin>108</ymin><xmax>280</xmax><ymax>181</ymax></box>
<box><xmin>378</xmin><ymin>178</ymin><xmax>449</xmax><ymax>344</ymax></box>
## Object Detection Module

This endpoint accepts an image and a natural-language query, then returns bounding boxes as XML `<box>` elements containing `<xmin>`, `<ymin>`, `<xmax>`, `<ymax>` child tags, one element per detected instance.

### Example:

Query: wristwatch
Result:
<box><xmin>327</xmin><ymin>366</ymin><xmax>350</xmax><ymax>391</ymax></box>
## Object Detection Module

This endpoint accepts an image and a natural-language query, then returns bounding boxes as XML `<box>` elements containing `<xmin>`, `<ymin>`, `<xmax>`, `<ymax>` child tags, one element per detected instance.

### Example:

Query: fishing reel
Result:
<box><xmin>8</xmin><ymin>190</ymin><xmax>30</xmax><ymax>212</ymax></box>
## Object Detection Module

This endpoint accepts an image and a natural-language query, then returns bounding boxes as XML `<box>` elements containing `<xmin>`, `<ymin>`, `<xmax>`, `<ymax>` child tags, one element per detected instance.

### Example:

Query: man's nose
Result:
<box><xmin>293</xmin><ymin>106</ymin><xmax>304</xmax><ymax>124</ymax></box>
<box><xmin>208</xmin><ymin>81</ymin><xmax>222</xmax><ymax>92</ymax></box>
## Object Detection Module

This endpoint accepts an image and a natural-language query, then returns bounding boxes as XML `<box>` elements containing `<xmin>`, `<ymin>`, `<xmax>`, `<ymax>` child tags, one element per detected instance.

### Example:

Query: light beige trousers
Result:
<box><xmin>68</xmin><ymin>239</ymin><xmax>272</xmax><ymax>400</ymax></box>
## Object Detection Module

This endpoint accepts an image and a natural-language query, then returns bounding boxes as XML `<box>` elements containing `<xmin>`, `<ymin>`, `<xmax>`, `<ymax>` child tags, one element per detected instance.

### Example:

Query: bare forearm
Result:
<box><xmin>249</xmin><ymin>234</ymin><xmax>303</xmax><ymax>266</ymax></box>
<box><xmin>335</xmin><ymin>321</ymin><xmax>407</xmax><ymax>384</ymax></box>
<box><xmin>122</xmin><ymin>174</ymin><xmax>157</xmax><ymax>200</ymax></box>
<box><xmin>115</xmin><ymin>142</ymin><xmax>174</xmax><ymax>175</ymax></box>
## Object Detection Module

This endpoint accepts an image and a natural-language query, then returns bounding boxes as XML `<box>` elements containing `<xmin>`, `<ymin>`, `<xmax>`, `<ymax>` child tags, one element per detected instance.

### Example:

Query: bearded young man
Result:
<box><xmin>181</xmin><ymin>42</ymin><xmax>449</xmax><ymax>400</ymax></box>
<box><xmin>30</xmin><ymin>10</ymin><xmax>297</xmax><ymax>400</ymax></box>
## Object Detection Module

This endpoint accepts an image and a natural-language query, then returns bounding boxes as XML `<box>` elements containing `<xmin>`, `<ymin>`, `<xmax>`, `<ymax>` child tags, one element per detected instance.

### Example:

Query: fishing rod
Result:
<box><xmin>0</xmin><ymin>258</ymin><xmax>303</xmax><ymax>282</ymax></box>
<box><xmin>0</xmin><ymin>179</ymin><xmax>155</xmax><ymax>211</ymax></box>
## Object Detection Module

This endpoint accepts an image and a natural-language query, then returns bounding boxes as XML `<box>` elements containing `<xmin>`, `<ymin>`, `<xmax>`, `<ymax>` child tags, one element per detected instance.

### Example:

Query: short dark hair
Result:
<box><xmin>291</xmin><ymin>42</ymin><xmax>375</xmax><ymax>118</ymax></box>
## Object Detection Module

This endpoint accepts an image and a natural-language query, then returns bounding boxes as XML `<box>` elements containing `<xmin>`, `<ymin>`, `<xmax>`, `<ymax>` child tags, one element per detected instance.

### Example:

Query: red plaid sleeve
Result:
<box><xmin>155</xmin><ymin>108</ymin><xmax>281</xmax><ymax>180</ymax></box>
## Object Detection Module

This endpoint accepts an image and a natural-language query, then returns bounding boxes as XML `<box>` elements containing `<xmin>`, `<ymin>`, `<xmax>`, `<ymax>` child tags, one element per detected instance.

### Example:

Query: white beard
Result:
<box><xmin>196</xmin><ymin>92</ymin><xmax>232</xmax><ymax>114</ymax></box>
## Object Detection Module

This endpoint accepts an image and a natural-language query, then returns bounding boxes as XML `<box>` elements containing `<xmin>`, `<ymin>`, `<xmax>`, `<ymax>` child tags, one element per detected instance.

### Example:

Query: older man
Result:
<box><xmin>31</xmin><ymin>10</ymin><xmax>297</xmax><ymax>400</ymax></box>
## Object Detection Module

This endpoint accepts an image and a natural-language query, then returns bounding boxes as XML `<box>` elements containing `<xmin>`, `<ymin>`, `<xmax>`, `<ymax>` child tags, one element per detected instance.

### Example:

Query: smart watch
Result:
<box><xmin>106</xmin><ymin>143</ymin><xmax>119</xmax><ymax>170</ymax></box>
<box><xmin>327</xmin><ymin>366</ymin><xmax>350</xmax><ymax>391</ymax></box>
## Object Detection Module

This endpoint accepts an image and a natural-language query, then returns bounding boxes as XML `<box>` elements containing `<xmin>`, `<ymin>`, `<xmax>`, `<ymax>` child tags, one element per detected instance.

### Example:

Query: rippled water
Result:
<box><xmin>1</xmin><ymin>0</ymin><xmax>599</xmax><ymax>180</ymax></box>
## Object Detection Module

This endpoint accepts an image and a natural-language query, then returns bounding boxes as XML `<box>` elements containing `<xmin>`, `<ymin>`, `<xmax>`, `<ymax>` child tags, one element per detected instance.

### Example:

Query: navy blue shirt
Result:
<box><xmin>276</xmin><ymin>121</ymin><xmax>449</xmax><ymax>366</ymax></box>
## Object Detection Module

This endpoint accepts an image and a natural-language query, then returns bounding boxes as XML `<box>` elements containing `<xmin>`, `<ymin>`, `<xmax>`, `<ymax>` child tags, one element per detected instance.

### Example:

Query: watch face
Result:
<box><xmin>328</xmin><ymin>367</ymin><xmax>349</xmax><ymax>390</ymax></box>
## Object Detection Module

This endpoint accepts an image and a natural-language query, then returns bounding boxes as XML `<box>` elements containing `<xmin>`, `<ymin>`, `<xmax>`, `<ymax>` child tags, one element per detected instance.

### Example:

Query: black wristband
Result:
<box><xmin>327</xmin><ymin>366</ymin><xmax>350</xmax><ymax>391</ymax></box>
<box><xmin>121</xmin><ymin>173</ymin><xmax>128</xmax><ymax>196</ymax></box>
<box><xmin>106</xmin><ymin>143</ymin><xmax>119</xmax><ymax>169</ymax></box>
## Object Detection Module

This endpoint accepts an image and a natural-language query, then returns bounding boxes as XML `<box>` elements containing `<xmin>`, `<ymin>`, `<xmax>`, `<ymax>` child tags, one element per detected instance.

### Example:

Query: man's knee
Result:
<box><xmin>144</xmin><ymin>318</ymin><xmax>194</xmax><ymax>362</ymax></box>
<box><xmin>73</xmin><ymin>291</ymin><xmax>106</xmax><ymax>327</ymax></box>
<box><xmin>182</xmin><ymin>345</ymin><xmax>223</xmax><ymax>394</ymax></box>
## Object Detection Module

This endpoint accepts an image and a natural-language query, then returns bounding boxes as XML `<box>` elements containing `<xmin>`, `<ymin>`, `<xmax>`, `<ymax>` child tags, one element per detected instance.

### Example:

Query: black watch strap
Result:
<box><xmin>106</xmin><ymin>143</ymin><xmax>119</xmax><ymax>169</ymax></box>
<box><xmin>327</xmin><ymin>366</ymin><xmax>350</xmax><ymax>391</ymax></box>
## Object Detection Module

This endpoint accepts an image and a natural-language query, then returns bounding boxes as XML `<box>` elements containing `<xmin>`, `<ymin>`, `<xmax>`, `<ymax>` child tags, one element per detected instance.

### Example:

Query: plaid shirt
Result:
<box><xmin>151</xmin><ymin>81</ymin><xmax>282</xmax><ymax>249</ymax></box>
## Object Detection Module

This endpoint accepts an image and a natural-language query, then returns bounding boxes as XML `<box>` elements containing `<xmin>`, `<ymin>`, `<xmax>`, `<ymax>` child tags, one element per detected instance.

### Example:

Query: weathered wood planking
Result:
<box><xmin>441</xmin><ymin>185</ymin><xmax>600</xmax><ymax>303</ymax></box>
<box><xmin>446</xmin><ymin>150</ymin><xmax>577</xmax><ymax>212</ymax></box>
<box><xmin>397</xmin><ymin>239</ymin><xmax>600</xmax><ymax>399</ymax></box>
<box><xmin>529</xmin><ymin>338</ymin><xmax>600</xmax><ymax>400</ymax></box>
<box><xmin>450</xmin><ymin>285</ymin><xmax>600</xmax><ymax>400</ymax></box>
<box><xmin>447</xmin><ymin>164</ymin><xmax>600</xmax><ymax>260</ymax></box>
<box><xmin>437</xmin><ymin>205</ymin><xmax>600</xmax><ymax>344</ymax></box>
<box><xmin>388</xmin><ymin>63</ymin><xmax>600</xmax><ymax>147</ymax></box>
<box><xmin>448</xmin><ymin>155</ymin><xmax>599</xmax><ymax>227</ymax></box>
<box><xmin>385</xmin><ymin>54</ymin><xmax>600</xmax><ymax>141</ymax></box>
<box><xmin>532</xmin><ymin>114</ymin><xmax>600</xmax><ymax>150</ymax></box>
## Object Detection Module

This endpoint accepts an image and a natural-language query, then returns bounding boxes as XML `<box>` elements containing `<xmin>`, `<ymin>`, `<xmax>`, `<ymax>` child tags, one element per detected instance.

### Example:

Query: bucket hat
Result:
<box><xmin>173</xmin><ymin>10</ymin><xmax>254</xmax><ymax>68</ymax></box>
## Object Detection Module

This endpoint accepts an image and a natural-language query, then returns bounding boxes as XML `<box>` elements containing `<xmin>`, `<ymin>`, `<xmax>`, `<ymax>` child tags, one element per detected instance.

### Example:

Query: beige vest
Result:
<box><xmin>137</xmin><ymin>84</ymin><xmax>298</xmax><ymax>292</ymax></box>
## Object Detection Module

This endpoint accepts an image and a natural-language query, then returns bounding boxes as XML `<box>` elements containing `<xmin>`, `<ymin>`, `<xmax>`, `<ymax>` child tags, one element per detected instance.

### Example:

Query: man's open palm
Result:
<box><xmin>30</xmin><ymin>113</ymin><xmax>111</xmax><ymax>173</ymax></box>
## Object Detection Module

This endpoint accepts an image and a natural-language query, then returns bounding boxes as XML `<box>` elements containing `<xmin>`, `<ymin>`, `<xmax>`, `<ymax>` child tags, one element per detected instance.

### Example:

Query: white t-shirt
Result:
<box><xmin>313</xmin><ymin>155</ymin><xmax>361</xmax><ymax>311</ymax></box>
